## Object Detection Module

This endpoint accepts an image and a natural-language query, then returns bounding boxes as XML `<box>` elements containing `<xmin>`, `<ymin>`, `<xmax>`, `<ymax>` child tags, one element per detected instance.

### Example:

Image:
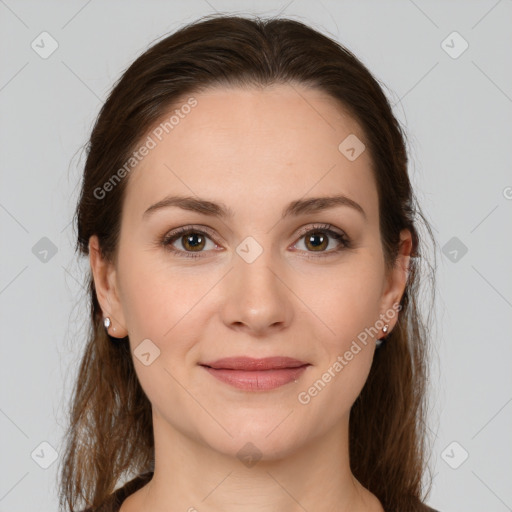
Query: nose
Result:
<box><xmin>219</xmin><ymin>247</ymin><xmax>294</xmax><ymax>337</ymax></box>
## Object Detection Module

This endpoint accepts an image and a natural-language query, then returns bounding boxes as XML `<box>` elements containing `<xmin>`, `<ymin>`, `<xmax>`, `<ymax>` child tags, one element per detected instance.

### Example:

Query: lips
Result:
<box><xmin>200</xmin><ymin>356</ymin><xmax>309</xmax><ymax>371</ymax></box>
<box><xmin>199</xmin><ymin>357</ymin><xmax>311</xmax><ymax>391</ymax></box>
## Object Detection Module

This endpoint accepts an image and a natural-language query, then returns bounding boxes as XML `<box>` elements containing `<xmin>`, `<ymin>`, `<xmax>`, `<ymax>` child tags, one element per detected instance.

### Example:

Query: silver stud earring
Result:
<box><xmin>103</xmin><ymin>317</ymin><xmax>116</xmax><ymax>332</ymax></box>
<box><xmin>375</xmin><ymin>324</ymin><xmax>389</xmax><ymax>348</ymax></box>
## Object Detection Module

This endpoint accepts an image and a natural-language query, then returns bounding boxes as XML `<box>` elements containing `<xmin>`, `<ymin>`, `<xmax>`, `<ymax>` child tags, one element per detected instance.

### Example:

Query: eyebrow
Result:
<box><xmin>143</xmin><ymin>194</ymin><xmax>367</xmax><ymax>221</ymax></box>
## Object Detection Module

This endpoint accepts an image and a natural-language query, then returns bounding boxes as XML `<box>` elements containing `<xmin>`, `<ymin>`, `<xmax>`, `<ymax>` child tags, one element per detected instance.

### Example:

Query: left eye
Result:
<box><xmin>294</xmin><ymin>229</ymin><xmax>348</xmax><ymax>254</ymax></box>
<box><xmin>161</xmin><ymin>225</ymin><xmax>350</xmax><ymax>259</ymax></box>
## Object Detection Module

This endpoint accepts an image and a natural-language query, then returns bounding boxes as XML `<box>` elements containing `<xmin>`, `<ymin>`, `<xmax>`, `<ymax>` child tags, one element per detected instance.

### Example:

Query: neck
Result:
<box><xmin>131</xmin><ymin>410</ymin><xmax>383</xmax><ymax>512</ymax></box>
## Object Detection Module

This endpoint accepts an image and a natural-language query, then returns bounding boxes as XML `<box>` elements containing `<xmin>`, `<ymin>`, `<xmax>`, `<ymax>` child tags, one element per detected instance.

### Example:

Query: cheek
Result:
<box><xmin>291</xmin><ymin>260</ymin><xmax>382</xmax><ymax>410</ymax></box>
<box><xmin>118</xmin><ymin>246</ymin><xmax>209</xmax><ymax>340</ymax></box>
<box><xmin>117</xmin><ymin>250</ymin><xmax>209</xmax><ymax>421</ymax></box>
<box><xmin>295</xmin><ymin>323</ymin><xmax>376</xmax><ymax>435</ymax></box>
<box><xmin>298</xmin><ymin>258</ymin><xmax>385</xmax><ymax>349</ymax></box>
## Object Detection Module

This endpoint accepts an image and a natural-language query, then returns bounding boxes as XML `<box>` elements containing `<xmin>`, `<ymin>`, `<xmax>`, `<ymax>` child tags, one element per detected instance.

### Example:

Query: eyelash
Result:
<box><xmin>160</xmin><ymin>223</ymin><xmax>351</xmax><ymax>260</ymax></box>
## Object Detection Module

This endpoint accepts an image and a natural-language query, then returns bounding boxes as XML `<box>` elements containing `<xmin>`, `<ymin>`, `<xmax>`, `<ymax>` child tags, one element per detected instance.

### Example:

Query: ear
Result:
<box><xmin>88</xmin><ymin>235</ymin><xmax>128</xmax><ymax>338</ymax></box>
<box><xmin>379</xmin><ymin>229</ymin><xmax>413</xmax><ymax>334</ymax></box>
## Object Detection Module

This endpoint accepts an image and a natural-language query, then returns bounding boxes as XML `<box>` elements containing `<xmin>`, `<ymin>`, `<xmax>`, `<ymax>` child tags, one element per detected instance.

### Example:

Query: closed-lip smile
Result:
<box><xmin>199</xmin><ymin>356</ymin><xmax>311</xmax><ymax>391</ymax></box>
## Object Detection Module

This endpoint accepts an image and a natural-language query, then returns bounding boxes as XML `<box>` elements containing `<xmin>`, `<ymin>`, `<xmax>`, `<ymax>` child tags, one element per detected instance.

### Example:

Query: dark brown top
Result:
<box><xmin>81</xmin><ymin>471</ymin><xmax>153</xmax><ymax>512</ymax></box>
<box><xmin>82</xmin><ymin>471</ymin><xmax>440</xmax><ymax>512</ymax></box>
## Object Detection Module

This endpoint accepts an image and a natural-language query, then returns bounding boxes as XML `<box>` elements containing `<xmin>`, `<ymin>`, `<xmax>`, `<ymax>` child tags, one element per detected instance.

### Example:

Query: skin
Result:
<box><xmin>89</xmin><ymin>83</ymin><xmax>412</xmax><ymax>512</ymax></box>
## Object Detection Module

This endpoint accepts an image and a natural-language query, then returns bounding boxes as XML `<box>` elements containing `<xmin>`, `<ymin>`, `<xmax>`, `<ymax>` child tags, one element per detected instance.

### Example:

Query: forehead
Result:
<box><xmin>122</xmin><ymin>83</ymin><xmax>378</xmax><ymax>228</ymax></box>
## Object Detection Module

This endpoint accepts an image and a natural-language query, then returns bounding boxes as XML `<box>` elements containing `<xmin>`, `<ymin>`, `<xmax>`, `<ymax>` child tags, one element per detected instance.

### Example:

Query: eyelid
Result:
<box><xmin>294</xmin><ymin>222</ymin><xmax>338</xmax><ymax>239</ymax></box>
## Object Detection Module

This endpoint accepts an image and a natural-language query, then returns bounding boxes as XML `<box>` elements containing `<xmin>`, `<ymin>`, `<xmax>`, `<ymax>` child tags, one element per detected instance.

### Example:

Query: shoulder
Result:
<box><xmin>79</xmin><ymin>471</ymin><xmax>154</xmax><ymax>512</ymax></box>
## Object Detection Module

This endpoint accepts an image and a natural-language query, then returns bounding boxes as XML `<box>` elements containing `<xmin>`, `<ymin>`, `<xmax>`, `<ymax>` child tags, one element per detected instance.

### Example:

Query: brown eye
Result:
<box><xmin>162</xmin><ymin>227</ymin><xmax>218</xmax><ymax>259</ymax></box>
<box><xmin>304</xmin><ymin>231</ymin><xmax>329</xmax><ymax>252</ymax></box>
<box><xmin>294</xmin><ymin>226</ymin><xmax>350</xmax><ymax>257</ymax></box>
<box><xmin>180</xmin><ymin>232</ymin><xmax>206</xmax><ymax>252</ymax></box>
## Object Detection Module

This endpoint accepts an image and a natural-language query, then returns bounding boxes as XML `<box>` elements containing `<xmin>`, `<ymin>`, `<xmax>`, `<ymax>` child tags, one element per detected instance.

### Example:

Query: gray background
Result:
<box><xmin>1</xmin><ymin>1</ymin><xmax>511</xmax><ymax>511</ymax></box>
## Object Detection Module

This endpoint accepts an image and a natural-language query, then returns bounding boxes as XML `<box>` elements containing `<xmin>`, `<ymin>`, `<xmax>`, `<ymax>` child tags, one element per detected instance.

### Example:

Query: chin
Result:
<box><xmin>197</xmin><ymin>416</ymin><xmax>310</xmax><ymax>463</ymax></box>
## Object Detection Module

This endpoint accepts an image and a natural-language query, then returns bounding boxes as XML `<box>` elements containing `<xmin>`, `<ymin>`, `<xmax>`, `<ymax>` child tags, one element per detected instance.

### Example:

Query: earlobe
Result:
<box><xmin>88</xmin><ymin>235</ymin><xmax>128</xmax><ymax>338</ymax></box>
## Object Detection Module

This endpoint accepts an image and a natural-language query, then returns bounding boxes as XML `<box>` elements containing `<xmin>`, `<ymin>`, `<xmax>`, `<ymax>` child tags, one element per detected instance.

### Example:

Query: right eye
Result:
<box><xmin>161</xmin><ymin>226</ymin><xmax>221</xmax><ymax>259</ymax></box>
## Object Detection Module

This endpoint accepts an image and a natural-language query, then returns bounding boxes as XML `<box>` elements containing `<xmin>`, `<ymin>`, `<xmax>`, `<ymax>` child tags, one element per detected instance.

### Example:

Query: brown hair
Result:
<box><xmin>59</xmin><ymin>13</ymin><xmax>438</xmax><ymax>512</ymax></box>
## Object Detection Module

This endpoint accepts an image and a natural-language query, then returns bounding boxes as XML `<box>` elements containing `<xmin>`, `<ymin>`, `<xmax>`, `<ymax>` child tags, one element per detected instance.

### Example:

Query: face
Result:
<box><xmin>90</xmin><ymin>83</ymin><xmax>411</xmax><ymax>460</ymax></box>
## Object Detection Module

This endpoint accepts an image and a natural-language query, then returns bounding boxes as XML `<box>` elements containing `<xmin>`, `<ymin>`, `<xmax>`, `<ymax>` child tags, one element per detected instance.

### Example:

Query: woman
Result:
<box><xmin>59</xmin><ymin>14</ymin><xmax>439</xmax><ymax>512</ymax></box>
